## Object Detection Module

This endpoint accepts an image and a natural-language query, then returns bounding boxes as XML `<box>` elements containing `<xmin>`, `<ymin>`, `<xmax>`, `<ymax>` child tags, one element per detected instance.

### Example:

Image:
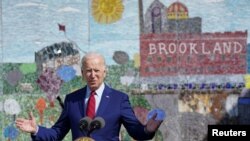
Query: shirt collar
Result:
<box><xmin>87</xmin><ymin>83</ymin><xmax>105</xmax><ymax>97</ymax></box>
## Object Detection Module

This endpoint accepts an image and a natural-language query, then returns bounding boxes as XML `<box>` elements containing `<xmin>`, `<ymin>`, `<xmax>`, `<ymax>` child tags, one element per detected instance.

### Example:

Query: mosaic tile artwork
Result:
<box><xmin>1</xmin><ymin>0</ymin><xmax>250</xmax><ymax>141</ymax></box>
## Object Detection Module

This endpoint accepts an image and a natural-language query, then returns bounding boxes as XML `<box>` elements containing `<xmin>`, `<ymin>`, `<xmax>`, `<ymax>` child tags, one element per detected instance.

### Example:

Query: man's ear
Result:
<box><xmin>81</xmin><ymin>69</ymin><xmax>84</xmax><ymax>75</ymax></box>
<box><xmin>104</xmin><ymin>70</ymin><xmax>107</xmax><ymax>77</ymax></box>
<box><xmin>104</xmin><ymin>68</ymin><xmax>107</xmax><ymax>77</ymax></box>
<box><xmin>81</xmin><ymin>70</ymin><xmax>85</xmax><ymax>79</ymax></box>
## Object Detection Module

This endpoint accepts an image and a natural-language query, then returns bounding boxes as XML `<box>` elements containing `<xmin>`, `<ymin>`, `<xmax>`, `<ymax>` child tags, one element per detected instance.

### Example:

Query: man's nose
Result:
<box><xmin>90</xmin><ymin>71</ymin><xmax>96</xmax><ymax>77</ymax></box>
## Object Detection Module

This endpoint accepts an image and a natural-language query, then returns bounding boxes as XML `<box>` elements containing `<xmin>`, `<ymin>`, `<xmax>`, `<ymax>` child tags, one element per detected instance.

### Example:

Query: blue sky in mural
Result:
<box><xmin>2</xmin><ymin>0</ymin><xmax>250</xmax><ymax>64</ymax></box>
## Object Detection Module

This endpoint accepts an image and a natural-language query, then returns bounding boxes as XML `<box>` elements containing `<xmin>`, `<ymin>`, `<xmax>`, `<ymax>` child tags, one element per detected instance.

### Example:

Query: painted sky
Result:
<box><xmin>1</xmin><ymin>0</ymin><xmax>250</xmax><ymax>64</ymax></box>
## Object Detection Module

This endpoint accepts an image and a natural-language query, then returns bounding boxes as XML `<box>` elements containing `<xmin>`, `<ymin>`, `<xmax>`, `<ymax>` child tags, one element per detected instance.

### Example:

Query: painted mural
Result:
<box><xmin>1</xmin><ymin>0</ymin><xmax>250</xmax><ymax>141</ymax></box>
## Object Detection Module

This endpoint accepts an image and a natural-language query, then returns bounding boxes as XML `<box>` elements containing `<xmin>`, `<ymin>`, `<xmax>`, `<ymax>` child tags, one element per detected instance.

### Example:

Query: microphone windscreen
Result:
<box><xmin>91</xmin><ymin>117</ymin><xmax>105</xmax><ymax>129</ymax></box>
<box><xmin>79</xmin><ymin>116</ymin><xmax>92</xmax><ymax>131</ymax></box>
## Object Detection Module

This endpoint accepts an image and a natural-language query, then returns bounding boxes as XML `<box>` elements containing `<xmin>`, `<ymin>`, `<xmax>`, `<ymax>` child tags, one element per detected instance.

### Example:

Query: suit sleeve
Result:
<box><xmin>120</xmin><ymin>94</ymin><xmax>155</xmax><ymax>140</ymax></box>
<box><xmin>31</xmin><ymin>96</ymin><xmax>70</xmax><ymax>141</ymax></box>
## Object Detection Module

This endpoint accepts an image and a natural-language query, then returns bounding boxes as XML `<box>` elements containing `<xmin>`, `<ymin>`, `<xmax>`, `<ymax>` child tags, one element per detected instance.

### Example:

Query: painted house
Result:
<box><xmin>35</xmin><ymin>42</ymin><xmax>80</xmax><ymax>73</ymax></box>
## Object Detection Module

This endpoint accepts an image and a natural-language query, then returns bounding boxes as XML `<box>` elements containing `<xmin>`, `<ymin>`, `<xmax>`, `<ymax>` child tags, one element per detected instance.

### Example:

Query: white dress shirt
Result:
<box><xmin>85</xmin><ymin>83</ymin><xmax>105</xmax><ymax>114</ymax></box>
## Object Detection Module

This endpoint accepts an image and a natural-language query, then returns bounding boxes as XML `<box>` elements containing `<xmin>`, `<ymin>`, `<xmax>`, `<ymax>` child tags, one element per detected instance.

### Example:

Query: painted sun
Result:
<box><xmin>92</xmin><ymin>0</ymin><xmax>124</xmax><ymax>24</ymax></box>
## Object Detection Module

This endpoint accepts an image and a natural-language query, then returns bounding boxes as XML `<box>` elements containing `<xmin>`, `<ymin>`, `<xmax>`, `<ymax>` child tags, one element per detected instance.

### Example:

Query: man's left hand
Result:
<box><xmin>145</xmin><ymin>113</ymin><xmax>163</xmax><ymax>133</ymax></box>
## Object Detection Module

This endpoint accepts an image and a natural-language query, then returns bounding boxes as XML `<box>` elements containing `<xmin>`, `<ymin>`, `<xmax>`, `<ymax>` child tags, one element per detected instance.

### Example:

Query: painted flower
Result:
<box><xmin>0</xmin><ymin>101</ymin><xmax>3</xmax><ymax>112</ymax></box>
<box><xmin>3</xmin><ymin>99</ymin><xmax>21</xmax><ymax>115</ymax></box>
<box><xmin>147</xmin><ymin>108</ymin><xmax>166</xmax><ymax>121</ymax></box>
<box><xmin>35</xmin><ymin>98</ymin><xmax>47</xmax><ymax>115</ymax></box>
<box><xmin>4</xmin><ymin>125</ymin><xmax>19</xmax><ymax>140</ymax></box>
<box><xmin>113</xmin><ymin>51</ymin><xmax>129</xmax><ymax>65</ymax></box>
<box><xmin>120</xmin><ymin>76</ymin><xmax>134</xmax><ymax>86</ymax></box>
<box><xmin>37</xmin><ymin>68</ymin><xmax>63</xmax><ymax>106</ymax></box>
<box><xmin>56</xmin><ymin>65</ymin><xmax>76</xmax><ymax>82</ymax></box>
<box><xmin>37</xmin><ymin>68</ymin><xmax>62</xmax><ymax>94</ymax></box>
<box><xmin>5</xmin><ymin>70</ymin><xmax>23</xmax><ymax>86</ymax></box>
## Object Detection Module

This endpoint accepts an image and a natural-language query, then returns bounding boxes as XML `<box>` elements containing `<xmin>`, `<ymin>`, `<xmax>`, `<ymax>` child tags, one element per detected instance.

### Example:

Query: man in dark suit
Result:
<box><xmin>15</xmin><ymin>52</ymin><xmax>163</xmax><ymax>141</ymax></box>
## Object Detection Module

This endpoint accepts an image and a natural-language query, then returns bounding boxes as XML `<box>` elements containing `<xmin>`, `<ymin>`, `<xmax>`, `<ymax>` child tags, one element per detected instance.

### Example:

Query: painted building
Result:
<box><xmin>35</xmin><ymin>42</ymin><xmax>80</xmax><ymax>73</ymax></box>
<box><xmin>139</xmin><ymin>0</ymin><xmax>247</xmax><ymax>78</ymax></box>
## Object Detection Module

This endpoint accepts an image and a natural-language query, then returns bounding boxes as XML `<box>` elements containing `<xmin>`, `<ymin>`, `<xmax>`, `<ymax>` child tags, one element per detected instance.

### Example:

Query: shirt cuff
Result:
<box><xmin>32</xmin><ymin>126</ymin><xmax>39</xmax><ymax>136</ymax></box>
<box><xmin>144</xmin><ymin>126</ymin><xmax>155</xmax><ymax>135</ymax></box>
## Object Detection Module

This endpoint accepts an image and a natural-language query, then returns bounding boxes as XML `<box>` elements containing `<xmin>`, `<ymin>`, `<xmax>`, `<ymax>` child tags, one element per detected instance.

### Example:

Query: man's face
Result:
<box><xmin>82</xmin><ymin>56</ymin><xmax>106</xmax><ymax>91</ymax></box>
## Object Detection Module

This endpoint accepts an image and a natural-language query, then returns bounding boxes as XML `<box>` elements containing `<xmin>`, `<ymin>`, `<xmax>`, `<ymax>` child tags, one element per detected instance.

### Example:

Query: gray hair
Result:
<box><xmin>81</xmin><ymin>52</ymin><xmax>106</xmax><ymax>70</ymax></box>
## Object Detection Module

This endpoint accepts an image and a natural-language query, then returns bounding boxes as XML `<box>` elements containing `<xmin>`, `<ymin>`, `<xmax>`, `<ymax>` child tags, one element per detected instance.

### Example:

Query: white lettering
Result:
<box><xmin>149</xmin><ymin>43</ymin><xmax>157</xmax><ymax>55</ymax></box>
<box><xmin>241</xmin><ymin>131</ymin><xmax>247</xmax><ymax>136</ymax></box>
<box><xmin>147</xmin><ymin>41</ymin><xmax>244</xmax><ymax>55</ymax></box>
<box><xmin>211</xmin><ymin>129</ymin><xmax>247</xmax><ymax>137</ymax></box>
<box><xmin>190</xmin><ymin>43</ymin><xmax>198</xmax><ymax>54</ymax></box>
<box><xmin>234</xmin><ymin>42</ymin><xmax>243</xmax><ymax>53</ymax></box>
<box><xmin>214</xmin><ymin>43</ymin><xmax>222</xmax><ymax>54</ymax></box>
<box><xmin>159</xmin><ymin>43</ymin><xmax>168</xmax><ymax>54</ymax></box>
<box><xmin>202</xmin><ymin>42</ymin><xmax>210</xmax><ymax>54</ymax></box>
<box><xmin>212</xmin><ymin>129</ymin><xmax>218</xmax><ymax>136</ymax></box>
<box><xmin>179</xmin><ymin>43</ymin><xmax>187</xmax><ymax>54</ymax></box>
<box><xmin>168</xmin><ymin>43</ymin><xmax>176</xmax><ymax>54</ymax></box>
<box><xmin>223</xmin><ymin>42</ymin><xmax>232</xmax><ymax>54</ymax></box>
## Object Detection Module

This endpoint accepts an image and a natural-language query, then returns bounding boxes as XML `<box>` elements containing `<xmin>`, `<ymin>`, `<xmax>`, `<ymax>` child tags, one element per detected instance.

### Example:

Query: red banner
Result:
<box><xmin>140</xmin><ymin>31</ymin><xmax>248</xmax><ymax>76</ymax></box>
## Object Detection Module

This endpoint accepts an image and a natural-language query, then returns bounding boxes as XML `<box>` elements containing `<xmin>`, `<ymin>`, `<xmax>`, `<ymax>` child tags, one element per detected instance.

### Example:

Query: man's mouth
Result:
<box><xmin>89</xmin><ymin>81</ymin><xmax>96</xmax><ymax>84</ymax></box>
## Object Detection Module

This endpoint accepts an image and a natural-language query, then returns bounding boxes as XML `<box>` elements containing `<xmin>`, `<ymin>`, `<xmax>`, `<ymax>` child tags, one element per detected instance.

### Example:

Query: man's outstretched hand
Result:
<box><xmin>145</xmin><ymin>113</ymin><xmax>163</xmax><ymax>133</ymax></box>
<box><xmin>15</xmin><ymin>112</ymin><xmax>37</xmax><ymax>134</ymax></box>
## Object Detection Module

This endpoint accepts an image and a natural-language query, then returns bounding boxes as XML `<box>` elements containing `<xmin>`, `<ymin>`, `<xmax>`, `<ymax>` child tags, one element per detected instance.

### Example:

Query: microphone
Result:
<box><xmin>79</xmin><ymin>116</ymin><xmax>92</xmax><ymax>132</ymax></box>
<box><xmin>87</xmin><ymin>117</ymin><xmax>105</xmax><ymax>136</ymax></box>
<box><xmin>56</xmin><ymin>96</ymin><xmax>64</xmax><ymax>109</ymax></box>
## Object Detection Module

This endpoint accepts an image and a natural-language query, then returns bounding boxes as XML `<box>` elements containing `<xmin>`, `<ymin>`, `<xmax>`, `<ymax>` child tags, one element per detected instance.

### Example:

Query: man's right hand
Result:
<box><xmin>15</xmin><ymin>112</ymin><xmax>37</xmax><ymax>134</ymax></box>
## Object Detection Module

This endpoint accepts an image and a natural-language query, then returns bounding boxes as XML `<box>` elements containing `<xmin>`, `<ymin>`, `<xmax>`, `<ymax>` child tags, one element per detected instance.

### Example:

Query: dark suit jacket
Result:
<box><xmin>32</xmin><ymin>84</ymin><xmax>155</xmax><ymax>141</ymax></box>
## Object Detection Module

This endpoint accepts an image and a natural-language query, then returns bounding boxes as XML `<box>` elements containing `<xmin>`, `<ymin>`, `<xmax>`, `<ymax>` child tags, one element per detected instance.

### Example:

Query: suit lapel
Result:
<box><xmin>96</xmin><ymin>85</ymin><xmax>111</xmax><ymax>116</ymax></box>
<box><xmin>77</xmin><ymin>87</ymin><xmax>87</xmax><ymax>117</ymax></box>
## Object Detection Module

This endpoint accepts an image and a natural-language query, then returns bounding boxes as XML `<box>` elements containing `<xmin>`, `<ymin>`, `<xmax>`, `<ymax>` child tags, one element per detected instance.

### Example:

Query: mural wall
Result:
<box><xmin>1</xmin><ymin>0</ymin><xmax>250</xmax><ymax>140</ymax></box>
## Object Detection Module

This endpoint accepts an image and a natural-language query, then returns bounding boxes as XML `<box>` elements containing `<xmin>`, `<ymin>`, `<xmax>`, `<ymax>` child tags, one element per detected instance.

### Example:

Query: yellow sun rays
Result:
<box><xmin>92</xmin><ymin>0</ymin><xmax>124</xmax><ymax>24</ymax></box>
